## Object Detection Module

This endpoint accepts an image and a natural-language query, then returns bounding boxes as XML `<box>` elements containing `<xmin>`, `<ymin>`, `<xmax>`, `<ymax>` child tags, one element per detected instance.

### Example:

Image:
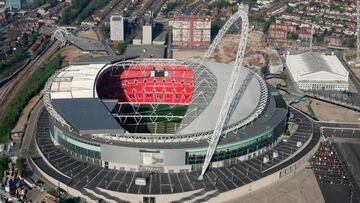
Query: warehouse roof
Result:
<box><xmin>286</xmin><ymin>52</ymin><xmax>348</xmax><ymax>81</ymax></box>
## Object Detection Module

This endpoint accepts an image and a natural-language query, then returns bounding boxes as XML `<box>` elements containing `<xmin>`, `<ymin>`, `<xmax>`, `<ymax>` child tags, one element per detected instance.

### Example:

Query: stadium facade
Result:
<box><xmin>43</xmin><ymin>56</ymin><xmax>288</xmax><ymax>173</ymax></box>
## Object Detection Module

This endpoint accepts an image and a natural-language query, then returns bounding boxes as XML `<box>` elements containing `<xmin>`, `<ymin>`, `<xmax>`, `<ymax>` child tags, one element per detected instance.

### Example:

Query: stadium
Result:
<box><xmin>43</xmin><ymin>56</ymin><xmax>286</xmax><ymax>172</ymax></box>
<box><xmin>29</xmin><ymin>8</ymin><xmax>320</xmax><ymax>203</ymax></box>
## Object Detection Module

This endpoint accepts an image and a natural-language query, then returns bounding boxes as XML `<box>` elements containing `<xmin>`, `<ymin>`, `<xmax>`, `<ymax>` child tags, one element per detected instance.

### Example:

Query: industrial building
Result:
<box><xmin>286</xmin><ymin>52</ymin><xmax>349</xmax><ymax>91</ymax></box>
<box><xmin>110</xmin><ymin>15</ymin><xmax>124</xmax><ymax>41</ymax></box>
<box><xmin>169</xmin><ymin>16</ymin><xmax>211</xmax><ymax>48</ymax></box>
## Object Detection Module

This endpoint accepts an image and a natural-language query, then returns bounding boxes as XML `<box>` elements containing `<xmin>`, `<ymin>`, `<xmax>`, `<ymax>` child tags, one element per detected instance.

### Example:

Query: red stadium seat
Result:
<box><xmin>97</xmin><ymin>63</ymin><xmax>194</xmax><ymax>104</ymax></box>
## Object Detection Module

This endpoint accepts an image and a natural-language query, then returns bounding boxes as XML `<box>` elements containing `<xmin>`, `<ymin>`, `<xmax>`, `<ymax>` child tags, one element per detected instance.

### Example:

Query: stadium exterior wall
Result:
<box><xmin>88</xmin><ymin>126</ymin><xmax>320</xmax><ymax>203</ymax></box>
<box><xmin>47</xmin><ymin>95</ymin><xmax>288</xmax><ymax>173</ymax></box>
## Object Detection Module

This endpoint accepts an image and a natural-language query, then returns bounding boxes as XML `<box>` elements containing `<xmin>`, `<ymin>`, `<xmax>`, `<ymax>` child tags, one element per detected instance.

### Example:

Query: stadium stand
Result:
<box><xmin>97</xmin><ymin>64</ymin><xmax>194</xmax><ymax>104</ymax></box>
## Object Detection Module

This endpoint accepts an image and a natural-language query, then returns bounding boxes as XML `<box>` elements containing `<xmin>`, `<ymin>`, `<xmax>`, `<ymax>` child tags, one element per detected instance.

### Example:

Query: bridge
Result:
<box><xmin>51</xmin><ymin>27</ymin><xmax>114</xmax><ymax>55</ymax></box>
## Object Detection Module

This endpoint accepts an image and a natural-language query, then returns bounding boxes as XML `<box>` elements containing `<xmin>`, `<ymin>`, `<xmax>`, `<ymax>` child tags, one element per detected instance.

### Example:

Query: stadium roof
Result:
<box><xmin>177</xmin><ymin>62</ymin><xmax>264</xmax><ymax>135</ymax></box>
<box><xmin>52</xmin><ymin>98</ymin><xmax>124</xmax><ymax>135</ymax></box>
<box><xmin>48</xmin><ymin>58</ymin><xmax>268</xmax><ymax>137</ymax></box>
<box><xmin>56</xmin><ymin>89</ymin><xmax>287</xmax><ymax>149</ymax></box>
<box><xmin>71</xmin><ymin>56</ymin><xmax>136</xmax><ymax>65</ymax></box>
<box><xmin>286</xmin><ymin>52</ymin><xmax>348</xmax><ymax>82</ymax></box>
<box><xmin>50</xmin><ymin>63</ymin><xmax>106</xmax><ymax>99</ymax></box>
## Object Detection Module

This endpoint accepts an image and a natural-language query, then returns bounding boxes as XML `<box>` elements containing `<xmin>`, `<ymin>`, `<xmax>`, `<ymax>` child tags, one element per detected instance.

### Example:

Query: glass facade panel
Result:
<box><xmin>185</xmin><ymin>119</ymin><xmax>286</xmax><ymax>164</ymax></box>
<box><xmin>53</xmin><ymin>126</ymin><xmax>101</xmax><ymax>159</ymax></box>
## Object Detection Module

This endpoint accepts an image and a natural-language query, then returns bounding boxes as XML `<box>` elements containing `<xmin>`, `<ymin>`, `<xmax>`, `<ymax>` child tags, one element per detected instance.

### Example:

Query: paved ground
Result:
<box><xmin>28</xmin><ymin>106</ymin><xmax>319</xmax><ymax>202</ymax></box>
<box><xmin>226</xmin><ymin>166</ymin><xmax>324</xmax><ymax>203</ymax></box>
<box><xmin>315</xmin><ymin>128</ymin><xmax>360</xmax><ymax>203</ymax></box>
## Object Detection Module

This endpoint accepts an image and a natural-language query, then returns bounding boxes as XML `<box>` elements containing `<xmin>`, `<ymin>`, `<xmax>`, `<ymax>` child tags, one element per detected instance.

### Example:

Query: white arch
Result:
<box><xmin>198</xmin><ymin>5</ymin><xmax>250</xmax><ymax>180</ymax></box>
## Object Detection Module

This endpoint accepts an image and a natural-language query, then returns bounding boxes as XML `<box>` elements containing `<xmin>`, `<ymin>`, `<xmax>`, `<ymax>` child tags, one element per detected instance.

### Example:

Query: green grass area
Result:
<box><xmin>306</xmin><ymin>104</ymin><xmax>315</xmax><ymax>117</ymax></box>
<box><xmin>0</xmin><ymin>55</ymin><xmax>62</xmax><ymax>143</ymax></box>
<box><xmin>120</xmin><ymin>104</ymin><xmax>188</xmax><ymax>134</ymax></box>
<box><xmin>121</xmin><ymin>104</ymin><xmax>188</xmax><ymax>116</ymax></box>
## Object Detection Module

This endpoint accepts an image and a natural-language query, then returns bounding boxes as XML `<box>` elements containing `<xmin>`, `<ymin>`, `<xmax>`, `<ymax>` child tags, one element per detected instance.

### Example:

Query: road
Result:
<box><xmin>338</xmin><ymin>53</ymin><xmax>360</xmax><ymax>92</ymax></box>
<box><xmin>0</xmin><ymin>40</ymin><xmax>60</xmax><ymax>120</ymax></box>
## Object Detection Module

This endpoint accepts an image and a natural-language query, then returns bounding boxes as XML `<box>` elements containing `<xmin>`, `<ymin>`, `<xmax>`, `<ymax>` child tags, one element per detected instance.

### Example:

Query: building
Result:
<box><xmin>142</xmin><ymin>24</ymin><xmax>152</xmax><ymax>45</ymax></box>
<box><xmin>110</xmin><ymin>15</ymin><xmax>124</xmax><ymax>41</ymax></box>
<box><xmin>299</xmin><ymin>27</ymin><xmax>312</xmax><ymax>41</ymax></box>
<box><xmin>286</xmin><ymin>52</ymin><xmax>349</xmax><ymax>91</ymax></box>
<box><xmin>268</xmin><ymin>21</ymin><xmax>296</xmax><ymax>41</ymax></box>
<box><xmin>169</xmin><ymin>16</ymin><xmax>211</xmax><ymax>48</ymax></box>
<box><xmin>5</xmin><ymin>0</ymin><xmax>21</xmax><ymax>9</ymax></box>
<box><xmin>324</xmin><ymin>34</ymin><xmax>342</xmax><ymax>46</ymax></box>
<box><xmin>0</xmin><ymin>8</ymin><xmax>6</xmax><ymax>21</ymax></box>
<box><xmin>27</xmin><ymin>9</ymin><xmax>320</xmax><ymax>202</ymax></box>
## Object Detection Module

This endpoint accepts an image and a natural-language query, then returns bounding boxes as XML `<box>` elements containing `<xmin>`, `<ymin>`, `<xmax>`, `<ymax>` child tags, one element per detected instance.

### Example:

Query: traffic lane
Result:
<box><xmin>333</xmin><ymin>142</ymin><xmax>360</xmax><ymax>195</ymax></box>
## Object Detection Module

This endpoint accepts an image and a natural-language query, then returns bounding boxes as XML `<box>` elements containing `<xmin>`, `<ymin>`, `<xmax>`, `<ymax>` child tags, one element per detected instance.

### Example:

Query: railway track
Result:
<box><xmin>0</xmin><ymin>40</ymin><xmax>61</xmax><ymax>119</ymax></box>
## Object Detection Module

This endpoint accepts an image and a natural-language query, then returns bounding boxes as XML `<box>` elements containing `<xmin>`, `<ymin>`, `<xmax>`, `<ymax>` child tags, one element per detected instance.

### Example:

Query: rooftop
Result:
<box><xmin>52</xmin><ymin>98</ymin><xmax>124</xmax><ymax>135</ymax></box>
<box><xmin>286</xmin><ymin>52</ymin><xmax>348</xmax><ymax>80</ymax></box>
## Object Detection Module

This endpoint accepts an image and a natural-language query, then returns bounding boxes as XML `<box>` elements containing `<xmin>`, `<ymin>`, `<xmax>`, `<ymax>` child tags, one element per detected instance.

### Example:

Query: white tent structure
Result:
<box><xmin>286</xmin><ymin>52</ymin><xmax>349</xmax><ymax>91</ymax></box>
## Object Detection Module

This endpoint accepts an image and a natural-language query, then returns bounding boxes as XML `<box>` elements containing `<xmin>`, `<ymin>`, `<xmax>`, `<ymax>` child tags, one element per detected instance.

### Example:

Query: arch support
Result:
<box><xmin>198</xmin><ymin>5</ymin><xmax>250</xmax><ymax>180</ymax></box>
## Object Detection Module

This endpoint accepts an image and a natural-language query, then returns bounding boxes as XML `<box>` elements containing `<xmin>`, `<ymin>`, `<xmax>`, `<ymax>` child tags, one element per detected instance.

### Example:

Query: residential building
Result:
<box><xmin>324</xmin><ymin>35</ymin><xmax>342</xmax><ymax>46</ymax></box>
<box><xmin>268</xmin><ymin>21</ymin><xmax>296</xmax><ymax>41</ymax></box>
<box><xmin>110</xmin><ymin>15</ymin><xmax>124</xmax><ymax>41</ymax></box>
<box><xmin>299</xmin><ymin>28</ymin><xmax>312</xmax><ymax>41</ymax></box>
<box><xmin>142</xmin><ymin>24</ymin><xmax>152</xmax><ymax>45</ymax></box>
<box><xmin>169</xmin><ymin>16</ymin><xmax>211</xmax><ymax>48</ymax></box>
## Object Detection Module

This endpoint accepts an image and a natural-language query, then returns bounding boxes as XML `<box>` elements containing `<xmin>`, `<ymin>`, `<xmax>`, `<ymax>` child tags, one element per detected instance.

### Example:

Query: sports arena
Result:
<box><xmin>44</xmin><ymin>56</ymin><xmax>286</xmax><ymax>172</ymax></box>
<box><xmin>29</xmin><ymin>7</ymin><xmax>320</xmax><ymax>203</ymax></box>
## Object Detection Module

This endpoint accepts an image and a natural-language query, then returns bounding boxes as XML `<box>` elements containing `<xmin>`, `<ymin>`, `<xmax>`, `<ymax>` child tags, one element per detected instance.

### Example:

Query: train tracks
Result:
<box><xmin>0</xmin><ymin>40</ymin><xmax>61</xmax><ymax>119</ymax></box>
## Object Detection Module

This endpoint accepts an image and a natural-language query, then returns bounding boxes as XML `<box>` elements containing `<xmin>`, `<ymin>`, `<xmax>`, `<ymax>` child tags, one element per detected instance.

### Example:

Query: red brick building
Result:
<box><xmin>169</xmin><ymin>16</ymin><xmax>211</xmax><ymax>48</ymax></box>
<box><xmin>268</xmin><ymin>21</ymin><xmax>296</xmax><ymax>41</ymax></box>
<box><xmin>299</xmin><ymin>28</ymin><xmax>312</xmax><ymax>41</ymax></box>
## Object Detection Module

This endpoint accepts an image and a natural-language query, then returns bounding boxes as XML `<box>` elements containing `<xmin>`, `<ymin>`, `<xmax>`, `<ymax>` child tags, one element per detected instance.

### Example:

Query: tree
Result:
<box><xmin>211</xmin><ymin>18</ymin><xmax>224</xmax><ymax>40</ymax></box>
<box><xmin>16</xmin><ymin>158</ymin><xmax>25</xmax><ymax>177</ymax></box>
<box><xmin>287</xmin><ymin>32</ymin><xmax>299</xmax><ymax>40</ymax></box>
<box><xmin>342</xmin><ymin>36</ymin><xmax>356</xmax><ymax>48</ymax></box>
<box><xmin>100</xmin><ymin>25</ymin><xmax>110</xmax><ymax>39</ymax></box>
<box><xmin>116</xmin><ymin>42</ymin><xmax>127</xmax><ymax>55</ymax></box>
<box><xmin>0</xmin><ymin>156</ymin><xmax>7</xmax><ymax>172</ymax></box>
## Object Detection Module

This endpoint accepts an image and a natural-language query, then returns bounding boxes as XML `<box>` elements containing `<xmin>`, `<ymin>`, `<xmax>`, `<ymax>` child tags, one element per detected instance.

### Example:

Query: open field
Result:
<box><xmin>172</xmin><ymin>49</ymin><xmax>206</xmax><ymax>60</ymax></box>
<box><xmin>75</xmin><ymin>28</ymin><xmax>99</xmax><ymax>41</ymax></box>
<box><xmin>60</xmin><ymin>45</ymin><xmax>91</xmax><ymax>63</ymax></box>
<box><xmin>292</xmin><ymin>98</ymin><xmax>360</xmax><ymax>123</ymax></box>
